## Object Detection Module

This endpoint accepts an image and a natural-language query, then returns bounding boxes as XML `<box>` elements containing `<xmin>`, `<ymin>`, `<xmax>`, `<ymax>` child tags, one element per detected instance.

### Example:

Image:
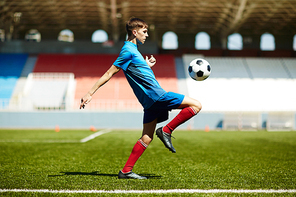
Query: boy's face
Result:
<box><xmin>134</xmin><ymin>27</ymin><xmax>148</xmax><ymax>45</ymax></box>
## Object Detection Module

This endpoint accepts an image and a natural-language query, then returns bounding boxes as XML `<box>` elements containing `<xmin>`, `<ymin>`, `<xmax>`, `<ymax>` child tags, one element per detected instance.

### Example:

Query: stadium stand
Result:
<box><xmin>8</xmin><ymin>72</ymin><xmax>75</xmax><ymax>110</ymax></box>
<box><xmin>25</xmin><ymin>73</ymin><xmax>75</xmax><ymax>110</ymax></box>
<box><xmin>20</xmin><ymin>56</ymin><xmax>38</xmax><ymax>77</ymax></box>
<box><xmin>245</xmin><ymin>58</ymin><xmax>291</xmax><ymax>78</ymax></box>
<box><xmin>182</xmin><ymin>55</ymin><xmax>296</xmax><ymax>80</ymax></box>
<box><xmin>183</xmin><ymin>55</ymin><xmax>296</xmax><ymax>111</ymax></box>
<box><xmin>32</xmin><ymin>54</ymin><xmax>179</xmax><ymax>110</ymax></box>
<box><xmin>1</xmin><ymin>53</ymin><xmax>294</xmax><ymax>130</ymax></box>
<box><xmin>202</xmin><ymin>58</ymin><xmax>251</xmax><ymax>78</ymax></box>
<box><xmin>282</xmin><ymin>58</ymin><xmax>296</xmax><ymax>79</ymax></box>
<box><xmin>0</xmin><ymin>54</ymin><xmax>28</xmax><ymax>109</ymax></box>
<box><xmin>0</xmin><ymin>54</ymin><xmax>28</xmax><ymax>77</ymax></box>
<box><xmin>9</xmin><ymin>56</ymin><xmax>38</xmax><ymax>110</ymax></box>
<box><xmin>182</xmin><ymin>55</ymin><xmax>296</xmax><ymax>130</ymax></box>
<box><xmin>174</xmin><ymin>57</ymin><xmax>188</xmax><ymax>96</ymax></box>
<box><xmin>33</xmin><ymin>54</ymin><xmax>134</xmax><ymax>110</ymax></box>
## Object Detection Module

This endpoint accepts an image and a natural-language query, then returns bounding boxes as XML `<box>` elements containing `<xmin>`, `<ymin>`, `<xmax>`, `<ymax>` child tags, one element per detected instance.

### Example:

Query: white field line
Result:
<box><xmin>0</xmin><ymin>129</ymin><xmax>112</xmax><ymax>143</ymax></box>
<box><xmin>80</xmin><ymin>129</ymin><xmax>112</xmax><ymax>143</ymax></box>
<box><xmin>0</xmin><ymin>189</ymin><xmax>296</xmax><ymax>194</ymax></box>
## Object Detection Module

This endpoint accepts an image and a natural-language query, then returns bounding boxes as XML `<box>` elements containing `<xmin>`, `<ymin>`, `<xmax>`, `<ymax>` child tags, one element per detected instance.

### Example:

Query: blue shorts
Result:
<box><xmin>143</xmin><ymin>92</ymin><xmax>185</xmax><ymax>124</ymax></box>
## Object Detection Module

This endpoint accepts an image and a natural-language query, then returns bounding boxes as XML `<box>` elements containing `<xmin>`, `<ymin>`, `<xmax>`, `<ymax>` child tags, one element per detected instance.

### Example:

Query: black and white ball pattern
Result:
<box><xmin>188</xmin><ymin>58</ymin><xmax>211</xmax><ymax>81</ymax></box>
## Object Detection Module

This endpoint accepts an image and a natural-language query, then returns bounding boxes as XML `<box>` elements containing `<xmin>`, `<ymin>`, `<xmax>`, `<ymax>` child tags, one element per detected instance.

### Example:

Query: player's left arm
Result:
<box><xmin>80</xmin><ymin>65</ymin><xmax>121</xmax><ymax>109</ymax></box>
<box><xmin>145</xmin><ymin>55</ymin><xmax>156</xmax><ymax>68</ymax></box>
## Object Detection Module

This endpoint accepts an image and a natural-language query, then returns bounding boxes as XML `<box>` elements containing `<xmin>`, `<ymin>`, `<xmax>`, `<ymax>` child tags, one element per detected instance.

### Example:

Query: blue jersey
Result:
<box><xmin>113</xmin><ymin>41</ymin><xmax>166</xmax><ymax>109</ymax></box>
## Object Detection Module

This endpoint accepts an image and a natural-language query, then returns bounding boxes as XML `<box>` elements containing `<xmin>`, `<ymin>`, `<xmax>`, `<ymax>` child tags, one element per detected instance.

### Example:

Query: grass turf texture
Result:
<box><xmin>0</xmin><ymin>129</ymin><xmax>295</xmax><ymax>196</ymax></box>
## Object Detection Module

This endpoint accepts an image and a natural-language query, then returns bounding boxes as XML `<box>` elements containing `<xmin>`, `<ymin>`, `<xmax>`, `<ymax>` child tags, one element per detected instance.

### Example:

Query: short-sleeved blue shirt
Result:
<box><xmin>113</xmin><ymin>41</ymin><xmax>166</xmax><ymax>109</ymax></box>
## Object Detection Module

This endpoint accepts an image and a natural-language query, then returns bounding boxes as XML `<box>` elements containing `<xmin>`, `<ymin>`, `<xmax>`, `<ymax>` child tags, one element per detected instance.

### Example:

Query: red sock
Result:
<box><xmin>163</xmin><ymin>107</ymin><xmax>197</xmax><ymax>134</ymax></box>
<box><xmin>122</xmin><ymin>139</ymin><xmax>147</xmax><ymax>173</ymax></box>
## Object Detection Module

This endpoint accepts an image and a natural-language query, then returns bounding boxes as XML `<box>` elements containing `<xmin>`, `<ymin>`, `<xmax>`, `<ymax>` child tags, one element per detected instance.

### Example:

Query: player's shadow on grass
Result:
<box><xmin>48</xmin><ymin>171</ymin><xmax>162</xmax><ymax>179</ymax></box>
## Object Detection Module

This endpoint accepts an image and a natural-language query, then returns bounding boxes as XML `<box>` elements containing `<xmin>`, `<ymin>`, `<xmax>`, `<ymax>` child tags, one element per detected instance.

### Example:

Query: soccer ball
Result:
<box><xmin>188</xmin><ymin>58</ymin><xmax>211</xmax><ymax>81</ymax></box>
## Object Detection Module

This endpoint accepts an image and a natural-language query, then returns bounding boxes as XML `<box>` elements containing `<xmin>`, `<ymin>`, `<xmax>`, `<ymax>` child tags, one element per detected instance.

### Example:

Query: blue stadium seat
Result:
<box><xmin>0</xmin><ymin>54</ymin><xmax>28</xmax><ymax>100</ymax></box>
<box><xmin>0</xmin><ymin>54</ymin><xmax>28</xmax><ymax>77</ymax></box>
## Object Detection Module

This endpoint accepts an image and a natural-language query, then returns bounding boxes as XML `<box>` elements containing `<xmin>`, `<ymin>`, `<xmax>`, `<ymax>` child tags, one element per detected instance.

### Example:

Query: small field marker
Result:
<box><xmin>90</xmin><ymin>125</ymin><xmax>96</xmax><ymax>132</ymax></box>
<box><xmin>55</xmin><ymin>125</ymin><xmax>60</xmax><ymax>132</ymax></box>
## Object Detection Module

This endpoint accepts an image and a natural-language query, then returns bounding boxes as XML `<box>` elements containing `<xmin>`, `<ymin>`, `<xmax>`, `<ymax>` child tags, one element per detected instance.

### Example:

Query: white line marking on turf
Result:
<box><xmin>0</xmin><ymin>129</ymin><xmax>112</xmax><ymax>143</ymax></box>
<box><xmin>80</xmin><ymin>129</ymin><xmax>112</xmax><ymax>143</ymax></box>
<box><xmin>1</xmin><ymin>189</ymin><xmax>296</xmax><ymax>194</ymax></box>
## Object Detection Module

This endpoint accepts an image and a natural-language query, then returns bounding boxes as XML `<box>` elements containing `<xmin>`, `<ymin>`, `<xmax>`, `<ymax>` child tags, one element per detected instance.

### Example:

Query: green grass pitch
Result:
<box><xmin>0</xmin><ymin>129</ymin><xmax>295</xmax><ymax>196</ymax></box>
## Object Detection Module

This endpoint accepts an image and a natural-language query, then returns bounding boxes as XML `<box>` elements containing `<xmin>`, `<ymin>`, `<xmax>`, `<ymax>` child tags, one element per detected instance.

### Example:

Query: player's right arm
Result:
<box><xmin>80</xmin><ymin>65</ymin><xmax>121</xmax><ymax>109</ymax></box>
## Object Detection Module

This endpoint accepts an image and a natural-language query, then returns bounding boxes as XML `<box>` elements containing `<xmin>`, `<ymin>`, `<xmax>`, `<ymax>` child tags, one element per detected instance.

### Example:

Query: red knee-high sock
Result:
<box><xmin>163</xmin><ymin>107</ymin><xmax>197</xmax><ymax>134</ymax></box>
<box><xmin>122</xmin><ymin>139</ymin><xmax>147</xmax><ymax>173</ymax></box>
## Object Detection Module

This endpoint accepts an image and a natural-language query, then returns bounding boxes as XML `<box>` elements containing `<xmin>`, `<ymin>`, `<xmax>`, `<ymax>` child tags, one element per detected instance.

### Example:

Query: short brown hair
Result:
<box><xmin>126</xmin><ymin>17</ymin><xmax>148</xmax><ymax>37</ymax></box>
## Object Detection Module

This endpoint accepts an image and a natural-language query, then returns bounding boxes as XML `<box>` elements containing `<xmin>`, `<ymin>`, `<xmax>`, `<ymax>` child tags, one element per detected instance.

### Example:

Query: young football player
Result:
<box><xmin>80</xmin><ymin>17</ymin><xmax>202</xmax><ymax>179</ymax></box>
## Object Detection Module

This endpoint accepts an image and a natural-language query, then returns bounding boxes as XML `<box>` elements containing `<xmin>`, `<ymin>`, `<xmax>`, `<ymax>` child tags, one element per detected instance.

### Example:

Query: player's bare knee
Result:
<box><xmin>192</xmin><ymin>101</ymin><xmax>202</xmax><ymax>113</ymax></box>
<box><xmin>141</xmin><ymin>135</ymin><xmax>153</xmax><ymax>145</ymax></box>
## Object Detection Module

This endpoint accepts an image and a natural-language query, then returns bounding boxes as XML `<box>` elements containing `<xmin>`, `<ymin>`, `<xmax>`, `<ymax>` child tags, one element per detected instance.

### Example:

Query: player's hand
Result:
<box><xmin>146</xmin><ymin>55</ymin><xmax>156</xmax><ymax>67</ymax></box>
<box><xmin>80</xmin><ymin>93</ymin><xmax>92</xmax><ymax>109</ymax></box>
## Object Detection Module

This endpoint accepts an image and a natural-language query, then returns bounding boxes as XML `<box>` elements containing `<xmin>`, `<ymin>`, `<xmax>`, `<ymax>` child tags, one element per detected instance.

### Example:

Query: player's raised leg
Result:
<box><xmin>156</xmin><ymin>96</ymin><xmax>201</xmax><ymax>153</ymax></box>
<box><xmin>168</xmin><ymin>96</ymin><xmax>202</xmax><ymax>134</ymax></box>
<box><xmin>118</xmin><ymin>119</ymin><xmax>157</xmax><ymax>179</ymax></box>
